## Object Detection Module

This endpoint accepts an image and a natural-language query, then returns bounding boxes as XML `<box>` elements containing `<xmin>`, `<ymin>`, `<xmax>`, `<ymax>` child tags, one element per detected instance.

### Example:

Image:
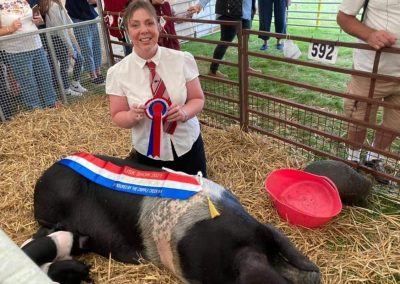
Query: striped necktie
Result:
<box><xmin>146</xmin><ymin>61</ymin><xmax>176</xmax><ymax>134</ymax></box>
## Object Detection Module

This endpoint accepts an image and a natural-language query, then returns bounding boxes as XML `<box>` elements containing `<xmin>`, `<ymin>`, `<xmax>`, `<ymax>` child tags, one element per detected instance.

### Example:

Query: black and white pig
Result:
<box><xmin>33</xmin><ymin>155</ymin><xmax>321</xmax><ymax>284</ymax></box>
<box><xmin>20</xmin><ymin>229</ymin><xmax>91</xmax><ymax>284</ymax></box>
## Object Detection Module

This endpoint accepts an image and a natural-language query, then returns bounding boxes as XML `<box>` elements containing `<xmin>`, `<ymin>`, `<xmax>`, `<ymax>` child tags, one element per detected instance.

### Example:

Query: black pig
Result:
<box><xmin>33</xmin><ymin>154</ymin><xmax>321</xmax><ymax>283</ymax></box>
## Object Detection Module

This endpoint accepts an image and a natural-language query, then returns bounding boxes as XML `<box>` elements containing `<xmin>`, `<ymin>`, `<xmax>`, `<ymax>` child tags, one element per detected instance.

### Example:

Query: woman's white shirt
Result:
<box><xmin>0</xmin><ymin>0</ymin><xmax>42</xmax><ymax>53</ymax></box>
<box><xmin>106</xmin><ymin>46</ymin><xmax>201</xmax><ymax>161</ymax></box>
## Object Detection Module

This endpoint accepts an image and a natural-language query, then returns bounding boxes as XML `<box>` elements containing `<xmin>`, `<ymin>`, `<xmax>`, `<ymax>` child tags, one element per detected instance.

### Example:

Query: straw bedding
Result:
<box><xmin>0</xmin><ymin>95</ymin><xmax>399</xmax><ymax>284</ymax></box>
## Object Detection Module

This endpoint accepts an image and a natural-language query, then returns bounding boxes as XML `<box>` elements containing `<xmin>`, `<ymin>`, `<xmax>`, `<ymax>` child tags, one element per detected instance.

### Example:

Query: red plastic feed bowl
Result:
<box><xmin>265</xmin><ymin>168</ymin><xmax>342</xmax><ymax>228</ymax></box>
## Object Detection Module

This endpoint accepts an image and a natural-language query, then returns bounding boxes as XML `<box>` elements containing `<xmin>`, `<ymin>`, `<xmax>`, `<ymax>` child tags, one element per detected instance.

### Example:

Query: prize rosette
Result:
<box><xmin>145</xmin><ymin>97</ymin><xmax>170</xmax><ymax>157</ymax></box>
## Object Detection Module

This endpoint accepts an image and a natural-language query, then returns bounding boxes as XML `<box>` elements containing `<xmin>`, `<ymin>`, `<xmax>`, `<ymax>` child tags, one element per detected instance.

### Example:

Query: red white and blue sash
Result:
<box><xmin>57</xmin><ymin>152</ymin><xmax>201</xmax><ymax>200</ymax></box>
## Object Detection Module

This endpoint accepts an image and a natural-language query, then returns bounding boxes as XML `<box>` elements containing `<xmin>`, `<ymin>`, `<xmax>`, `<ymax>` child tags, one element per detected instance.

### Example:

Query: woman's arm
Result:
<box><xmin>0</xmin><ymin>19</ymin><xmax>21</xmax><ymax>36</ymax></box>
<box><xmin>166</xmin><ymin>77</ymin><xmax>205</xmax><ymax>122</ymax></box>
<box><xmin>109</xmin><ymin>95</ymin><xmax>146</xmax><ymax>128</ymax></box>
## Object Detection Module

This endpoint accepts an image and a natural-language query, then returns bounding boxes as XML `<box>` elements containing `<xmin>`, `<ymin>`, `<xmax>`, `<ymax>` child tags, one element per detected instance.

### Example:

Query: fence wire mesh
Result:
<box><xmin>0</xmin><ymin>19</ymin><xmax>107</xmax><ymax>122</ymax></box>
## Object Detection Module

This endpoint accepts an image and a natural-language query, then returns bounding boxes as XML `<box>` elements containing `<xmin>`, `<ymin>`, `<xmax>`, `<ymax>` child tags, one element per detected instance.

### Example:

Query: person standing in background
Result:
<box><xmin>0</xmin><ymin>0</ymin><xmax>57</xmax><ymax>110</ymax></box>
<box><xmin>258</xmin><ymin>0</ymin><xmax>290</xmax><ymax>51</ymax></box>
<box><xmin>40</xmin><ymin>0</ymin><xmax>87</xmax><ymax>96</ymax></box>
<box><xmin>337</xmin><ymin>0</ymin><xmax>399</xmax><ymax>185</ymax></box>
<box><xmin>0</xmin><ymin>54</ymin><xmax>13</xmax><ymax>121</ymax></box>
<box><xmin>151</xmin><ymin>0</ymin><xmax>180</xmax><ymax>50</ymax></box>
<box><xmin>187</xmin><ymin>0</ymin><xmax>258</xmax><ymax>79</ymax></box>
<box><xmin>65</xmin><ymin>0</ymin><xmax>104</xmax><ymax>85</ymax></box>
<box><xmin>103</xmin><ymin>0</ymin><xmax>132</xmax><ymax>56</ymax></box>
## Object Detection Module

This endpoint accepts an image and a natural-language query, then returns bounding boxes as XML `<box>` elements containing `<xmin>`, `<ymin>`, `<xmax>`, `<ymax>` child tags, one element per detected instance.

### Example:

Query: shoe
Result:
<box><xmin>260</xmin><ymin>44</ymin><xmax>268</xmax><ymax>51</ymax></box>
<box><xmin>64</xmin><ymin>88</ymin><xmax>83</xmax><ymax>97</ymax></box>
<box><xmin>248</xmin><ymin>67</ymin><xmax>262</xmax><ymax>74</ymax></box>
<box><xmin>91</xmin><ymin>77</ymin><xmax>105</xmax><ymax>85</ymax></box>
<box><xmin>363</xmin><ymin>159</ymin><xmax>389</xmax><ymax>185</ymax></box>
<box><xmin>70</xmin><ymin>81</ymin><xmax>88</xmax><ymax>93</ymax></box>
<box><xmin>97</xmin><ymin>74</ymin><xmax>105</xmax><ymax>81</ymax></box>
<box><xmin>276</xmin><ymin>43</ymin><xmax>284</xmax><ymax>50</ymax></box>
<box><xmin>208</xmin><ymin>70</ymin><xmax>228</xmax><ymax>79</ymax></box>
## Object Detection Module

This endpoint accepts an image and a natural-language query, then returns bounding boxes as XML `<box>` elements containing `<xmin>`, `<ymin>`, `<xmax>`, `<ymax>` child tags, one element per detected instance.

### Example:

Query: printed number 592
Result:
<box><xmin>308</xmin><ymin>42</ymin><xmax>338</xmax><ymax>64</ymax></box>
<box><xmin>310</xmin><ymin>43</ymin><xmax>334</xmax><ymax>60</ymax></box>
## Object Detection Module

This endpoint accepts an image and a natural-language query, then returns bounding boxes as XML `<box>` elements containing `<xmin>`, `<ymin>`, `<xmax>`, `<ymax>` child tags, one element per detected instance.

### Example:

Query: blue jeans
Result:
<box><xmin>6</xmin><ymin>48</ymin><xmax>57</xmax><ymax>109</ymax></box>
<box><xmin>52</xmin><ymin>35</ymin><xmax>84</xmax><ymax>89</ymax></box>
<box><xmin>0</xmin><ymin>62</ymin><xmax>13</xmax><ymax>120</ymax></box>
<box><xmin>71</xmin><ymin>19</ymin><xmax>102</xmax><ymax>73</ymax></box>
<box><xmin>258</xmin><ymin>0</ymin><xmax>287</xmax><ymax>41</ymax></box>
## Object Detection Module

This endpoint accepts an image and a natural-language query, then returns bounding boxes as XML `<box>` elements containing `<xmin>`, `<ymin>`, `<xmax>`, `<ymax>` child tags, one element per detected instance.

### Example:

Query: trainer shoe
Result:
<box><xmin>65</xmin><ymin>88</ymin><xmax>83</xmax><ymax>97</ymax></box>
<box><xmin>91</xmin><ymin>77</ymin><xmax>105</xmax><ymax>85</ymax></box>
<box><xmin>260</xmin><ymin>44</ymin><xmax>268</xmax><ymax>51</ymax></box>
<box><xmin>97</xmin><ymin>74</ymin><xmax>105</xmax><ymax>81</ymax></box>
<box><xmin>70</xmin><ymin>81</ymin><xmax>88</xmax><ymax>93</ymax></box>
<box><xmin>363</xmin><ymin>159</ymin><xmax>389</xmax><ymax>185</ymax></box>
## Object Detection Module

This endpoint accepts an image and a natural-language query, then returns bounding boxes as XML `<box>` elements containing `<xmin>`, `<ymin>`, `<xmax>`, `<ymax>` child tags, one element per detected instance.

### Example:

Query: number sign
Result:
<box><xmin>307</xmin><ymin>42</ymin><xmax>339</xmax><ymax>64</ymax></box>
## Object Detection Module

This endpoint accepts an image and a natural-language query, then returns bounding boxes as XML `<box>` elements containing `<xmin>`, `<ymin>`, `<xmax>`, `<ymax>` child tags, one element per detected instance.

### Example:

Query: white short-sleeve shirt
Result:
<box><xmin>106</xmin><ymin>46</ymin><xmax>201</xmax><ymax>161</ymax></box>
<box><xmin>339</xmin><ymin>0</ymin><xmax>400</xmax><ymax>76</ymax></box>
<box><xmin>0</xmin><ymin>0</ymin><xmax>42</xmax><ymax>53</ymax></box>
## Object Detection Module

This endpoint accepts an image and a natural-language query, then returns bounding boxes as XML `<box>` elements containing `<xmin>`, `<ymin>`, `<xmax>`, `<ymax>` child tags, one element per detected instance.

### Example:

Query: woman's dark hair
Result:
<box><xmin>123</xmin><ymin>0</ymin><xmax>158</xmax><ymax>28</ymax></box>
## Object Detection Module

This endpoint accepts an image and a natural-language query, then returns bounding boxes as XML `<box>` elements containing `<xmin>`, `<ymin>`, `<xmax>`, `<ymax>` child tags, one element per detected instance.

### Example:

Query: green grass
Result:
<box><xmin>180</xmin><ymin>19</ymin><xmax>400</xmax><ymax>196</ymax></box>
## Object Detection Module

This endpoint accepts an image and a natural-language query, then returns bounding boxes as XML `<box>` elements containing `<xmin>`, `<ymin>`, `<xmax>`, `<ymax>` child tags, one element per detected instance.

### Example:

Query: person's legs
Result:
<box><xmin>369</xmin><ymin>81</ymin><xmax>400</xmax><ymax>154</ymax></box>
<box><xmin>69</xmin><ymin>44</ymin><xmax>87</xmax><ymax>93</ymax></box>
<box><xmin>40</xmin><ymin>33</ymin><xmax>58</xmax><ymax>91</ymax></box>
<box><xmin>274</xmin><ymin>0</ymin><xmax>287</xmax><ymax>49</ymax></box>
<box><xmin>209</xmin><ymin>16</ymin><xmax>237</xmax><ymax>77</ymax></box>
<box><xmin>344</xmin><ymin>76</ymin><xmax>378</xmax><ymax>161</ymax></box>
<box><xmin>71</xmin><ymin>44</ymin><xmax>84</xmax><ymax>83</ymax></box>
<box><xmin>242</xmin><ymin>19</ymin><xmax>251</xmax><ymax>30</ymax></box>
<box><xmin>6</xmin><ymin>51</ymin><xmax>41</xmax><ymax>109</ymax></box>
<box><xmin>72</xmin><ymin>21</ymin><xmax>96</xmax><ymax>78</ymax></box>
<box><xmin>90</xmin><ymin>23</ymin><xmax>103</xmax><ymax>76</ymax></box>
<box><xmin>32</xmin><ymin>48</ymin><xmax>57</xmax><ymax>108</ymax></box>
<box><xmin>52</xmin><ymin>36</ymin><xmax>69</xmax><ymax>90</ymax></box>
<box><xmin>258</xmin><ymin>0</ymin><xmax>273</xmax><ymax>49</ymax></box>
<box><xmin>0</xmin><ymin>63</ymin><xmax>13</xmax><ymax>120</ymax></box>
<box><xmin>345</xmin><ymin>76</ymin><xmax>399</xmax><ymax>184</ymax></box>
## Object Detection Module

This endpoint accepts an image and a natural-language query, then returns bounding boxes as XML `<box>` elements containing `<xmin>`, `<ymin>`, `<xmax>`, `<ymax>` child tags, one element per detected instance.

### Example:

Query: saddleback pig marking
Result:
<box><xmin>32</xmin><ymin>153</ymin><xmax>321</xmax><ymax>284</ymax></box>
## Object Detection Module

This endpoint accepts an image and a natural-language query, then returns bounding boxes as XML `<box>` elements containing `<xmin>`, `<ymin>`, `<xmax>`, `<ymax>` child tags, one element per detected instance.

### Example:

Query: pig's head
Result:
<box><xmin>234</xmin><ymin>224</ymin><xmax>321</xmax><ymax>284</ymax></box>
<box><xmin>178</xmin><ymin>209</ymin><xmax>320</xmax><ymax>284</ymax></box>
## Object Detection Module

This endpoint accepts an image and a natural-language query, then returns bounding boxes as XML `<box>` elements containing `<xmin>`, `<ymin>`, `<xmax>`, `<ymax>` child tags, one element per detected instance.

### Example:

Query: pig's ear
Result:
<box><xmin>261</xmin><ymin>224</ymin><xmax>319</xmax><ymax>271</ymax></box>
<box><xmin>257</xmin><ymin>224</ymin><xmax>321</xmax><ymax>284</ymax></box>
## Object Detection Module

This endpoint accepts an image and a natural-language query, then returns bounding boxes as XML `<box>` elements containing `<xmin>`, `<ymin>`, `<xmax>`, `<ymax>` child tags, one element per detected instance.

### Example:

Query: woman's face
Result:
<box><xmin>127</xmin><ymin>8</ymin><xmax>159</xmax><ymax>59</ymax></box>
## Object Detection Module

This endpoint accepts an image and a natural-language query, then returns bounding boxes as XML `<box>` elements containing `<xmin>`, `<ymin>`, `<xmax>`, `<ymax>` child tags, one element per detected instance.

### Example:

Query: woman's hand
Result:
<box><xmin>166</xmin><ymin>103</ymin><xmax>187</xmax><ymax>122</ymax></box>
<box><xmin>9</xmin><ymin>19</ymin><xmax>22</xmax><ymax>33</ymax></box>
<box><xmin>32</xmin><ymin>14</ymin><xmax>44</xmax><ymax>26</ymax></box>
<box><xmin>186</xmin><ymin>4</ymin><xmax>202</xmax><ymax>17</ymax></box>
<box><xmin>128</xmin><ymin>103</ymin><xmax>147</xmax><ymax>124</ymax></box>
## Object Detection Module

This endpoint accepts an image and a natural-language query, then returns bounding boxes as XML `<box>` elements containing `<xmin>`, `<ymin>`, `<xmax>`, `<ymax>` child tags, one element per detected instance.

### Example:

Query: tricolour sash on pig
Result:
<box><xmin>57</xmin><ymin>152</ymin><xmax>201</xmax><ymax>200</ymax></box>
